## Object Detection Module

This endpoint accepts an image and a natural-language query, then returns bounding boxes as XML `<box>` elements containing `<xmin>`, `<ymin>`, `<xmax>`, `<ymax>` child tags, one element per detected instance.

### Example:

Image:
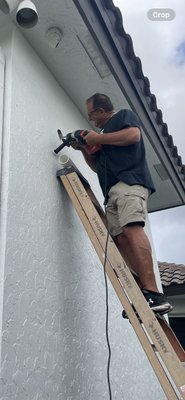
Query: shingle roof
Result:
<box><xmin>158</xmin><ymin>261</ymin><xmax>185</xmax><ymax>286</ymax></box>
<box><xmin>102</xmin><ymin>0</ymin><xmax>185</xmax><ymax>182</ymax></box>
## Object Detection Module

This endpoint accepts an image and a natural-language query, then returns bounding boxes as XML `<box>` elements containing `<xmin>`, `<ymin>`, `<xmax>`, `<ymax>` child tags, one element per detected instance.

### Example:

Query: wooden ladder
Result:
<box><xmin>56</xmin><ymin>157</ymin><xmax>185</xmax><ymax>400</ymax></box>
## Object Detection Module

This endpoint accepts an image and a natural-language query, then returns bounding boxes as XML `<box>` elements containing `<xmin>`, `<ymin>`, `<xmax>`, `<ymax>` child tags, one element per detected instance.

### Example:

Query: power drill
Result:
<box><xmin>54</xmin><ymin>129</ymin><xmax>101</xmax><ymax>155</ymax></box>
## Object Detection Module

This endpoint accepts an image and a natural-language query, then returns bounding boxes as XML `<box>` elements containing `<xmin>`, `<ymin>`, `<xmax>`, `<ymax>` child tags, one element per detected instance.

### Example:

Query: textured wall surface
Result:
<box><xmin>0</xmin><ymin>46</ymin><xmax>5</xmax><ymax>368</ymax></box>
<box><xmin>0</xmin><ymin>47</ymin><xmax>4</xmax><ymax>167</ymax></box>
<box><xmin>0</xmin><ymin>26</ymin><xmax>165</xmax><ymax>400</ymax></box>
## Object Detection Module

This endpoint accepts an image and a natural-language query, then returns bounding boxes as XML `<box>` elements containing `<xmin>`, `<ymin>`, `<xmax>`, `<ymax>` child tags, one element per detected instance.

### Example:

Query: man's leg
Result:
<box><xmin>115</xmin><ymin>224</ymin><xmax>172</xmax><ymax>315</ymax></box>
<box><xmin>115</xmin><ymin>224</ymin><xmax>158</xmax><ymax>292</ymax></box>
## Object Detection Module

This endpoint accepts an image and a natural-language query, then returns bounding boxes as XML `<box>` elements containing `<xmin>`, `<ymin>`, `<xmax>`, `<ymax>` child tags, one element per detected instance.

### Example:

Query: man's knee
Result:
<box><xmin>115</xmin><ymin>226</ymin><xmax>131</xmax><ymax>245</ymax></box>
<box><xmin>115</xmin><ymin>224</ymin><xmax>144</xmax><ymax>246</ymax></box>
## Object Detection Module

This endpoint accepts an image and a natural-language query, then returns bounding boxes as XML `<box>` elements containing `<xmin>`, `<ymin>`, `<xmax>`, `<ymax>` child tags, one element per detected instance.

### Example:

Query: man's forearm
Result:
<box><xmin>99</xmin><ymin>127</ymin><xmax>140</xmax><ymax>146</ymax></box>
<box><xmin>84</xmin><ymin>127</ymin><xmax>141</xmax><ymax>147</ymax></box>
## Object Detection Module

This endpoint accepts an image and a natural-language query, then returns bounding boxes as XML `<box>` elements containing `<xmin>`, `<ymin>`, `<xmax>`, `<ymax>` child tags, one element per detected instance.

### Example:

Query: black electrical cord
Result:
<box><xmin>102</xmin><ymin>151</ymin><xmax>112</xmax><ymax>400</ymax></box>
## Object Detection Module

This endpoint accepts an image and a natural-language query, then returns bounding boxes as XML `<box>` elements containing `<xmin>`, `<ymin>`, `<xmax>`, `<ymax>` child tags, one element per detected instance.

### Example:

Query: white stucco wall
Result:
<box><xmin>0</xmin><ymin>25</ymin><xmax>165</xmax><ymax>400</ymax></box>
<box><xmin>0</xmin><ymin>46</ymin><xmax>5</xmax><ymax>368</ymax></box>
<box><xmin>0</xmin><ymin>47</ymin><xmax>5</xmax><ymax>171</ymax></box>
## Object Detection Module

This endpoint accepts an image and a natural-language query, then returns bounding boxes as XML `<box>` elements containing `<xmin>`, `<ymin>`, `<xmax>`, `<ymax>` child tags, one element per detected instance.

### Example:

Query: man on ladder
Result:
<box><xmin>72</xmin><ymin>92</ymin><xmax>172</xmax><ymax>317</ymax></box>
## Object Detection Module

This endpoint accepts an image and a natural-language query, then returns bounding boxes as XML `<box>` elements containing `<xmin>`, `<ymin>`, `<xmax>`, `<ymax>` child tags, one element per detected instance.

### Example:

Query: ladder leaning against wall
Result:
<box><xmin>56</xmin><ymin>155</ymin><xmax>185</xmax><ymax>400</ymax></box>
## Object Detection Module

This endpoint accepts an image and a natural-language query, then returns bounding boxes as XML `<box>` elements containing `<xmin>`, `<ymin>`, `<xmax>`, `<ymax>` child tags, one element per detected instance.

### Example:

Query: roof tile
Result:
<box><xmin>158</xmin><ymin>262</ymin><xmax>185</xmax><ymax>286</ymax></box>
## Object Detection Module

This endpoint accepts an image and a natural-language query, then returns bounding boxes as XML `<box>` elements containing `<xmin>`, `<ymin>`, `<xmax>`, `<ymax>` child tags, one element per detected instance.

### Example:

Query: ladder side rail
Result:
<box><xmin>157</xmin><ymin>316</ymin><xmax>185</xmax><ymax>361</ymax></box>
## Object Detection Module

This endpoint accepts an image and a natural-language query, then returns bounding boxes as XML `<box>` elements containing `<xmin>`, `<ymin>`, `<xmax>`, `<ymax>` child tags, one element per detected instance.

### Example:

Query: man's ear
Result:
<box><xmin>99</xmin><ymin>108</ymin><xmax>105</xmax><ymax>114</ymax></box>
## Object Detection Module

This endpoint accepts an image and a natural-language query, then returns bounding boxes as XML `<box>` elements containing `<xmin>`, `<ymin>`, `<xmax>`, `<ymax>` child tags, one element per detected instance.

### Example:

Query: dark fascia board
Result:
<box><xmin>72</xmin><ymin>0</ymin><xmax>185</xmax><ymax>203</ymax></box>
<box><xmin>163</xmin><ymin>284</ymin><xmax>185</xmax><ymax>296</ymax></box>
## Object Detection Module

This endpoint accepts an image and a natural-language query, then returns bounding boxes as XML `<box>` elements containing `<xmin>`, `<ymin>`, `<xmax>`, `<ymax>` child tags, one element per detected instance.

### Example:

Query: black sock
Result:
<box><xmin>142</xmin><ymin>289</ymin><xmax>161</xmax><ymax>296</ymax></box>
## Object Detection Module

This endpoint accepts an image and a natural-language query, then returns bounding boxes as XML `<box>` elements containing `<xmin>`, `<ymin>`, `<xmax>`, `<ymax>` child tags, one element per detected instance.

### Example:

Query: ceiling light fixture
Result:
<box><xmin>16</xmin><ymin>0</ymin><xmax>38</xmax><ymax>29</ymax></box>
<box><xmin>0</xmin><ymin>0</ymin><xmax>38</xmax><ymax>29</ymax></box>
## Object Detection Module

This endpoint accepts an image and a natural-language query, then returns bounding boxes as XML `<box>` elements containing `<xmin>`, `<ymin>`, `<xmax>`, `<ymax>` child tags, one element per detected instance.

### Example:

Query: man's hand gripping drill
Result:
<box><xmin>54</xmin><ymin>129</ymin><xmax>101</xmax><ymax>155</ymax></box>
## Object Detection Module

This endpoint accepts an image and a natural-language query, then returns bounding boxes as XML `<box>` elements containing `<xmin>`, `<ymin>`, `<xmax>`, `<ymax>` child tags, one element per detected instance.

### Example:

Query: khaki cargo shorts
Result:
<box><xmin>106</xmin><ymin>181</ymin><xmax>149</xmax><ymax>237</ymax></box>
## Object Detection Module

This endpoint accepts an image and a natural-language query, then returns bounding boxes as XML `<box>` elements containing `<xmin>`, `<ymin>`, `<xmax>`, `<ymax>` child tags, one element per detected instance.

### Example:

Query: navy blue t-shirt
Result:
<box><xmin>94</xmin><ymin>109</ymin><xmax>155</xmax><ymax>198</ymax></box>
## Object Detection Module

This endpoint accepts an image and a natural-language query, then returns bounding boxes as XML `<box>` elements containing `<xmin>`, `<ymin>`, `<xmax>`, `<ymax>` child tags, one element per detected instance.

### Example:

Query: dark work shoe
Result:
<box><xmin>142</xmin><ymin>290</ymin><xmax>173</xmax><ymax>315</ymax></box>
<box><xmin>122</xmin><ymin>291</ymin><xmax>173</xmax><ymax>319</ymax></box>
